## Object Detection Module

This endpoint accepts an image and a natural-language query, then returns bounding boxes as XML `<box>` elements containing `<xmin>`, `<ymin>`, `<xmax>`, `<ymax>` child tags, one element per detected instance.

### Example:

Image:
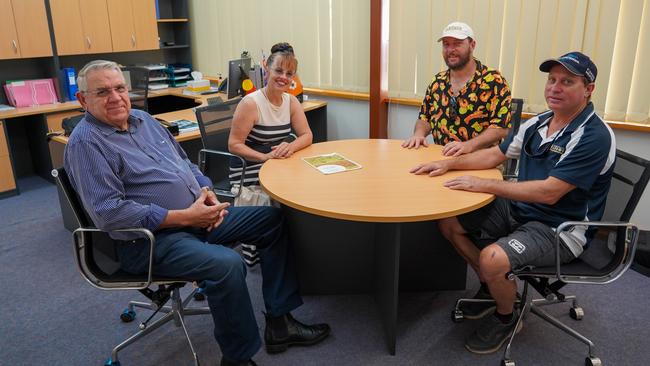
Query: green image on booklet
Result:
<box><xmin>174</xmin><ymin>119</ymin><xmax>199</xmax><ymax>133</ymax></box>
<box><xmin>302</xmin><ymin>153</ymin><xmax>362</xmax><ymax>174</ymax></box>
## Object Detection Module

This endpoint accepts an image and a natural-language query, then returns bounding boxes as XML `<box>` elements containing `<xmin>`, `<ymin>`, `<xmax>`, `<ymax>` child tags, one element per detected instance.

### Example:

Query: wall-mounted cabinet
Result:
<box><xmin>50</xmin><ymin>0</ymin><xmax>113</xmax><ymax>55</ymax></box>
<box><xmin>107</xmin><ymin>0</ymin><xmax>159</xmax><ymax>52</ymax></box>
<box><xmin>0</xmin><ymin>0</ymin><xmax>53</xmax><ymax>60</ymax></box>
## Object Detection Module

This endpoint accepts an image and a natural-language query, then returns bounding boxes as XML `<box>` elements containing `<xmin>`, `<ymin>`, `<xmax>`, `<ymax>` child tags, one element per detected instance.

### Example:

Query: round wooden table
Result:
<box><xmin>259</xmin><ymin>139</ymin><xmax>502</xmax><ymax>354</ymax></box>
<box><xmin>260</xmin><ymin>139</ymin><xmax>501</xmax><ymax>222</ymax></box>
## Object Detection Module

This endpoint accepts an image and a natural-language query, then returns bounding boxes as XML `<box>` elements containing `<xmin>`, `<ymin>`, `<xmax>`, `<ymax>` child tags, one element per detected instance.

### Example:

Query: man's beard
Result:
<box><xmin>444</xmin><ymin>51</ymin><xmax>471</xmax><ymax>70</ymax></box>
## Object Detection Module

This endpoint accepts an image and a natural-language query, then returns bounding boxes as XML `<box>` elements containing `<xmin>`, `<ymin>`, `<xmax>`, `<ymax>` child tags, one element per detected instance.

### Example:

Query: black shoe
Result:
<box><xmin>458</xmin><ymin>286</ymin><xmax>496</xmax><ymax>320</ymax></box>
<box><xmin>220</xmin><ymin>357</ymin><xmax>257</xmax><ymax>366</ymax></box>
<box><xmin>465</xmin><ymin>309</ymin><xmax>522</xmax><ymax>354</ymax></box>
<box><xmin>264</xmin><ymin>313</ymin><xmax>331</xmax><ymax>354</ymax></box>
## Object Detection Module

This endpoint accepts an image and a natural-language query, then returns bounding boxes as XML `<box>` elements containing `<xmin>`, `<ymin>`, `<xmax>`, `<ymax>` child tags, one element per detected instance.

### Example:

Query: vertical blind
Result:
<box><xmin>190</xmin><ymin>0</ymin><xmax>650</xmax><ymax>124</ymax></box>
<box><xmin>189</xmin><ymin>0</ymin><xmax>369</xmax><ymax>92</ymax></box>
<box><xmin>389</xmin><ymin>0</ymin><xmax>650</xmax><ymax>123</ymax></box>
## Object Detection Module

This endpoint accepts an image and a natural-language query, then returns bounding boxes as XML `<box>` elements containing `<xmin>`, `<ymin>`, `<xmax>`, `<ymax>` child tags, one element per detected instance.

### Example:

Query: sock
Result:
<box><xmin>494</xmin><ymin>311</ymin><xmax>513</xmax><ymax>324</ymax></box>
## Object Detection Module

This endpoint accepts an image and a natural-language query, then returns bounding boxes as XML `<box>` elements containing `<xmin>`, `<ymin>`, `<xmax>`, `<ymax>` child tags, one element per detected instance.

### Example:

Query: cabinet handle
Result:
<box><xmin>11</xmin><ymin>40</ymin><xmax>18</xmax><ymax>53</ymax></box>
<box><xmin>131</xmin><ymin>35</ymin><xmax>136</xmax><ymax>47</ymax></box>
<box><xmin>86</xmin><ymin>37</ymin><xmax>92</xmax><ymax>48</ymax></box>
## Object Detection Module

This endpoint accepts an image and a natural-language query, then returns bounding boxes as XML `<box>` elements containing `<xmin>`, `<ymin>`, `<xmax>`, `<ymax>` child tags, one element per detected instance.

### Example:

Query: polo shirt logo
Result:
<box><xmin>550</xmin><ymin>144</ymin><xmax>565</xmax><ymax>154</ymax></box>
<box><xmin>508</xmin><ymin>239</ymin><xmax>526</xmax><ymax>254</ymax></box>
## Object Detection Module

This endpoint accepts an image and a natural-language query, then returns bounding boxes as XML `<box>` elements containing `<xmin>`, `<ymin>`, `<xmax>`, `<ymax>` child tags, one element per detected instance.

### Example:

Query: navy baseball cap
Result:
<box><xmin>539</xmin><ymin>52</ymin><xmax>597</xmax><ymax>83</ymax></box>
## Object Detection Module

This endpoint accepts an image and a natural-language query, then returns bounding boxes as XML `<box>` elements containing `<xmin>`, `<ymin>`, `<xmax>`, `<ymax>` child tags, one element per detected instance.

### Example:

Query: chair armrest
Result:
<box><xmin>554</xmin><ymin>221</ymin><xmax>639</xmax><ymax>284</ymax></box>
<box><xmin>73</xmin><ymin>227</ymin><xmax>155</xmax><ymax>290</ymax></box>
<box><xmin>199</xmin><ymin>148</ymin><xmax>247</xmax><ymax>198</ymax></box>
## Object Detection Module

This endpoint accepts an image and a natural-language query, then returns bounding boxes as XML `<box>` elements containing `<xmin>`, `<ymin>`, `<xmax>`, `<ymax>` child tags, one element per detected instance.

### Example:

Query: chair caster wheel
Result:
<box><xmin>501</xmin><ymin>359</ymin><xmax>515</xmax><ymax>366</ymax></box>
<box><xmin>585</xmin><ymin>356</ymin><xmax>602</xmax><ymax>366</ymax></box>
<box><xmin>120</xmin><ymin>309</ymin><xmax>136</xmax><ymax>322</ymax></box>
<box><xmin>193</xmin><ymin>287</ymin><xmax>206</xmax><ymax>301</ymax></box>
<box><xmin>105</xmin><ymin>358</ymin><xmax>121</xmax><ymax>366</ymax></box>
<box><xmin>451</xmin><ymin>309</ymin><xmax>464</xmax><ymax>323</ymax></box>
<box><xmin>570</xmin><ymin>307</ymin><xmax>584</xmax><ymax>320</ymax></box>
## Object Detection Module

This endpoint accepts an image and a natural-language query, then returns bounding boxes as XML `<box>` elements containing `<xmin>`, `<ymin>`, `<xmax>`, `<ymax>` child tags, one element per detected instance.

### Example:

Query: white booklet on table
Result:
<box><xmin>302</xmin><ymin>153</ymin><xmax>362</xmax><ymax>174</ymax></box>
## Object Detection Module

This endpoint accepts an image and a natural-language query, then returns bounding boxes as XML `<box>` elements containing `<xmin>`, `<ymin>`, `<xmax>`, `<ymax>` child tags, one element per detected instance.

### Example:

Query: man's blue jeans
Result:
<box><xmin>118</xmin><ymin>206</ymin><xmax>303</xmax><ymax>362</ymax></box>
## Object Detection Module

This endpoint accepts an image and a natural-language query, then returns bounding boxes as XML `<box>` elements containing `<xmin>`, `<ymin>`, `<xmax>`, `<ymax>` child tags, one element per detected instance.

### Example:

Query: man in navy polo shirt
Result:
<box><xmin>410</xmin><ymin>52</ymin><xmax>615</xmax><ymax>354</ymax></box>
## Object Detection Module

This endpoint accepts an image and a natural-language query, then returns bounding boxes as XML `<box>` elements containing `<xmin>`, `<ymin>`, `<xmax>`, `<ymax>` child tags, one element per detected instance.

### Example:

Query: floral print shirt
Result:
<box><xmin>419</xmin><ymin>59</ymin><xmax>512</xmax><ymax>145</ymax></box>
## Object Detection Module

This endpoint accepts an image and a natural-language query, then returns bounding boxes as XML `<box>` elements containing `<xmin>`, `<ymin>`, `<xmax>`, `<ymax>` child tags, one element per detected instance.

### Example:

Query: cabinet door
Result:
<box><xmin>11</xmin><ymin>0</ymin><xmax>53</xmax><ymax>58</ymax></box>
<box><xmin>79</xmin><ymin>0</ymin><xmax>113</xmax><ymax>54</ymax></box>
<box><xmin>0</xmin><ymin>0</ymin><xmax>21</xmax><ymax>59</ymax></box>
<box><xmin>0</xmin><ymin>121</ymin><xmax>16</xmax><ymax>192</ymax></box>
<box><xmin>132</xmin><ymin>0</ymin><xmax>159</xmax><ymax>50</ymax></box>
<box><xmin>107</xmin><ymin>0</ymin><xmax>137</xmax><ymax>52</ymax></box>
<box><xmin>50</xmin><ymin>0</ymin><xmax>86</xmax><ymax>56</ymax></box>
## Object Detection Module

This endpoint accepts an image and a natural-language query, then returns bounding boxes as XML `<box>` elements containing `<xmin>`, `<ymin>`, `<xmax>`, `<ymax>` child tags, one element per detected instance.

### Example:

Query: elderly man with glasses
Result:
<box><xmin>410</xmin><ymin>52</ymin><xmax>615</xmax><ymax>354</ymax></box>
<box><xmin>402</xmin><ymin>21</ymin><xmax>512</xmax><ymax>157</ymax></box>
<box><xmin>64</xmin><ymin>60</ymin><xmax>330</xmax><ymax>366</ymax></box>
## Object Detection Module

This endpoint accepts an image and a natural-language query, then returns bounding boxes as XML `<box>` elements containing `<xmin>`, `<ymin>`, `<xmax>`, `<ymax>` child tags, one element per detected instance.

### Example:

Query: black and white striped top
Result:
<box><xmin>230</xmin><ymin>90</ymin><xmax>292</xmax><ymax>186</ymax></box>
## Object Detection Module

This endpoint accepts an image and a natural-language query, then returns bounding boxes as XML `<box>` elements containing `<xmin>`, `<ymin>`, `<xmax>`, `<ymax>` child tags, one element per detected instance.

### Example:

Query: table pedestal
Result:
<box><xmin>283</xmin><ymin>206</ymin><xmax>467</xmax><ymax>354</ymax></box>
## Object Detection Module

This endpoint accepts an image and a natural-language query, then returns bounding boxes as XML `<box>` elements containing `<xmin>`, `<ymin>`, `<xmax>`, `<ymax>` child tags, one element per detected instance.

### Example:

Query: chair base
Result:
<box><xmin>110</xmin><ymin>286</ymin><xmax>211</xmax><ymax>366</ymax></box>
<box><xmin>452</xmin><ymin>282</ymin><xmax>602</xmax><ymax>365</ymax></box>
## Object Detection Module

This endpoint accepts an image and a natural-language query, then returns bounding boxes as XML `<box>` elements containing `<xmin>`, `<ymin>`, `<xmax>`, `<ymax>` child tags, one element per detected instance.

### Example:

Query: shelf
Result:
<box><xmin>160</xmin><ymin>45</ymin><xmax>190</xmax><ymax>49</ymax></box>
<box><xmin>157</xmin><ymin>18</ymin><xmax>188</xmax><ymax>23</ymax></box>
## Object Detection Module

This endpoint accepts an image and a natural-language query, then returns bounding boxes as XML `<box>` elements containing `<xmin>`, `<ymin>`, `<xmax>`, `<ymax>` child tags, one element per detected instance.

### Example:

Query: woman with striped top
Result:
<box><xmin>229</xmin><ymin>42</ymin><xmax>313</xmax><ymax>265</ymax></box>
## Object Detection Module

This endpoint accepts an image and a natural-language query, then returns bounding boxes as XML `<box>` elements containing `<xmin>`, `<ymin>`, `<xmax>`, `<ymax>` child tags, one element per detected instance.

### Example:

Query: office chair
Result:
<box><xmin>503</xmin><ymin>98</ymin><xmax>524</xmax><ymax>179</ymax></box>
<box><xmin>122</xmin><ymin>66</ymin><xmax>150</xmax><ymax>112</ymax></box>
<box><xmin>51</xmin><ymin>167</ymin><xmax>211</xmax><ymax>366</ymax></box>
<box><xmin>194</xmin><ymin>97</ymin><xmax>246</xmax><ymax>203</ymax></box>
<box><xmin>451</xmin><ymin>149</ymin><xmax>650</xmax><ymax>366</ymax></box>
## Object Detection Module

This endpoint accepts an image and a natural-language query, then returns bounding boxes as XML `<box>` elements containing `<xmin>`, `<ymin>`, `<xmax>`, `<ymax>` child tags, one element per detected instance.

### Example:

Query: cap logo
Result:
<box><xmin>585</xmin><ymin>69</ymin><xmax>595</xmax><ymax>82</ymax></box>
<box><xmin>562</xmin><ymin>55</ymin><xmax>580</xmax><ymax>64</ymax></box>
<box><xmin>446</xmin><ymin>25</ymin><xmax>463</xmax><ymax>31</ymax></box>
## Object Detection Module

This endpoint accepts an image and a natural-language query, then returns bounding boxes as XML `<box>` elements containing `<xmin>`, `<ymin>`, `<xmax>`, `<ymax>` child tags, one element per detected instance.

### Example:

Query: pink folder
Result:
<box><xmin>4</xmin><ymin>79</ymin><xmax>59</xmax><ymax>107</ymax></box>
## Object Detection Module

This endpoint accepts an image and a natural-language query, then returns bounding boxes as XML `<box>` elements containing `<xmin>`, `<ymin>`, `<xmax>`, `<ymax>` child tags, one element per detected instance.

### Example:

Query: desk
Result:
<box><xmin>259</xmin><ymin>139</ymin><xmax>501</xmax><ymax>354</ymax></box>
<box><xmin>0</xmin><ymin>87</ymin><xmax>327</xmax><ymax>198</ymax></box>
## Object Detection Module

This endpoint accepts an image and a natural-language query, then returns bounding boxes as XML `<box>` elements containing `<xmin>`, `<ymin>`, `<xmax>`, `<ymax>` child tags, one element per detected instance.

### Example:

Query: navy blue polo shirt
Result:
<box><xmin>499</xmin><ymin>102</ymin><xmax>616</xmax><ymax>255</ymax></box>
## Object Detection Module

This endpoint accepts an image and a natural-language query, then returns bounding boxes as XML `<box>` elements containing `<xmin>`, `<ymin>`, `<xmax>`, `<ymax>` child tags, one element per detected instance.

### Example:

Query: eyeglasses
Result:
<box><xmin>83</xmin><ymin>85</ymin><xmax>128</xmax><ymax>98</ymax></box>
<box><xmin>448</xmin><ymin>94</ymin><xmax>460</xmax><ymax>120</ymax></box>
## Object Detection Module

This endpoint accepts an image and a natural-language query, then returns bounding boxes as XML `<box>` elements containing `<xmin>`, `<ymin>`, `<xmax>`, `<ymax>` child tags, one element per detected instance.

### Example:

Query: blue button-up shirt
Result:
<box><xmin>64</xmin><ymin>109</ymin><xmax>212</xmax><ymax>234</ymax></box>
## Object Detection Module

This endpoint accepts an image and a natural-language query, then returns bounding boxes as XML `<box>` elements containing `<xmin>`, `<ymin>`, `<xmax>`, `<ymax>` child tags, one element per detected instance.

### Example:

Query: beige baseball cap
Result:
<box><xmin>438</xmin><ymin>22</ymin><xmax>474</xmax><ymax>42</ymax></box>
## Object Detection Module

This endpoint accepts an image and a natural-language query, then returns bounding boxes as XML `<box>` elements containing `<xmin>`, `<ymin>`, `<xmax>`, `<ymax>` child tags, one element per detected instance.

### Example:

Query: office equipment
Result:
<box><xmin>194</xmin><ymin>97</ymin><xmax>246</xmax><ymax>203</ymax></box>
<box><xmin>51</xmin><ymin>167</ymin><xmax>211</xmax><ymax>366</ymax></box>
<box><xmin>122</xmin><ymin>67</ymin><xmax>149</xmax><ymax>112</ymax></box>
<box><xmin>227</xmin><ymin>57</ymin><xmax>252</xmax><ymax>99</ymax></box>
<box><xmin>451</xmin><ymin>149</ymin><xmax>650</xmax><ymax>366</ymax></box>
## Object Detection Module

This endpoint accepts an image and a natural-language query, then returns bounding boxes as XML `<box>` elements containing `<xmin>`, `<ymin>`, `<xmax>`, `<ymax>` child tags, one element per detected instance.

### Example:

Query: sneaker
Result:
<box><xmin>465</xmin><ymin>309</ymin><xmax>522</xmax><ymax>354</ymax></box>
<box><xmin>458</xmin><ymin>287</ymin><xmax>496</xmax><ymax>320</ymax></box>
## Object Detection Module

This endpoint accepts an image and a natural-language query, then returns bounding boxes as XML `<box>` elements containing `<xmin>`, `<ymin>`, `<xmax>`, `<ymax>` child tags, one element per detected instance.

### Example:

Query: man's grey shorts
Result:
<box><xmin>457</xmin><ymin>197</ymin><xmax>576</xmax><ymax>270</ymax></box>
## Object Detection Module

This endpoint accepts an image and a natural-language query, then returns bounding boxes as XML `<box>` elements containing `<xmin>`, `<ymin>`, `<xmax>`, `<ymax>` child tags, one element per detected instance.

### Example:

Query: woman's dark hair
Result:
<box><xmin>267</xmin><ymin>42</ymin><xmax>298</xmax><ymax>71</ymax></box>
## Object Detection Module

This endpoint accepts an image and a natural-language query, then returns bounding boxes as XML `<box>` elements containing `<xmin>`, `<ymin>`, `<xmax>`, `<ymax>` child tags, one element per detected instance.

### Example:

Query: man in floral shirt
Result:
<box><xmin>402</xmin><ymin>22</ymin><xmax>512</xmax><ymax>157</ymax></box>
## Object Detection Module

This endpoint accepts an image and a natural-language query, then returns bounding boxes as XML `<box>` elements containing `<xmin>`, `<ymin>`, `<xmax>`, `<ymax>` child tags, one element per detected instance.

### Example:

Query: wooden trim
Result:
<box><xmin>303</xmin><ymin>87</ymin><xmax>369</xmax><ymax>101</ymax></box>
<box><xmin>157</xmin><ymin>18</ymin><xmax>188</xmax><ymax>23</ymax></box>
<box><xmin>369</xmin><ymin>0</ymin><xmax>388</xmax><ymax>138</ymax></box>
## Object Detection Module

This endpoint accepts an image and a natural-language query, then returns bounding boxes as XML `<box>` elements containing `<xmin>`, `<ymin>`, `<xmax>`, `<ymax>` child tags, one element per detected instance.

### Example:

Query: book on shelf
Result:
<box><xmin>302</xmin><ymin>153</ymin><xmax>362</xmax><ymax>174</ymax></box>
<box><xmin>148</xmin><ymin>83</ymin><xmax>169</xmax><ymax>90</ymax></box>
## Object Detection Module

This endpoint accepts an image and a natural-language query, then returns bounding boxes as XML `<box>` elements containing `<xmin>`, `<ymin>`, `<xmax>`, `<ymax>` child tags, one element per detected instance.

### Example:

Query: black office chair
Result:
<box><xmin>51</xmin><ymin>167</ymin><xmax>210</xmax><ymax>366</ymax></box>
<box><xmin>122</xmin><ymin>66</ymin><xmax>150</xmax><ymax>112</ymax></box>
<box><xmin>194</xmin><ymin>97</ymin><xmax>246</xmax><ymax>203</ymax></box>
<box><xmin>451</xmin><ymin>149</ymin><xmax>650</xmax><ymax>366</ymax></box>
<box><xmin>503</xmin><ymin>98</ymin><xmax>524</xmax><ymax>179</ymax></box>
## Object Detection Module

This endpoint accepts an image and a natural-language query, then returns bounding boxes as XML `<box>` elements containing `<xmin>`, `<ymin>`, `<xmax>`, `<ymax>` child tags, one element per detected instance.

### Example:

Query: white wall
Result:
<box><xmin>308</xmin><ymin>95</ymin><xmax>650</xmax><ymax>229</ymax></box>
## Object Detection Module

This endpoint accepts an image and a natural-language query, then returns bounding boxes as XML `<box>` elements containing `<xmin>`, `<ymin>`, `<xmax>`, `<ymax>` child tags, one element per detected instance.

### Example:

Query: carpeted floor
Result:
<box><xmin>1</xmin><ymin>176</ymin><xmax>649</xmax><ymax>366</ymax></box>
